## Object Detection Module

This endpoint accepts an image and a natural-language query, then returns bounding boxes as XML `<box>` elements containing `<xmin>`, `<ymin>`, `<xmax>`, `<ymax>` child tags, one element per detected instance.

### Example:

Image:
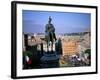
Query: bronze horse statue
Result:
<box><xmin>45</xmin><ymin>16</ymin><xmax>57</xmax><ymax>52</ymax></box>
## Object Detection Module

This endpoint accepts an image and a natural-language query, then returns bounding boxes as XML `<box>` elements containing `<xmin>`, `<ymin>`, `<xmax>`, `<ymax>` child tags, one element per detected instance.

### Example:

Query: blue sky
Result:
<box><xmin>23</xmin><ymin>10</ymin><xmax>91</xmax><ymax>34</ymax></box>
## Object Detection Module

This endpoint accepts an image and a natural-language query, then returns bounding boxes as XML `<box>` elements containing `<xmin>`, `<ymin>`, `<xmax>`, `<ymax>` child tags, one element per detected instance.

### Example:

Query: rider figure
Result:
<box><xmin>45</xmin><ymin>16</ymin><xmax>56</xmax><ymax>42</ymax></box>
<box><xmin>45</xmin><ymin>16</ymin><xmax>56</xmax><ymax>51</ymax></box>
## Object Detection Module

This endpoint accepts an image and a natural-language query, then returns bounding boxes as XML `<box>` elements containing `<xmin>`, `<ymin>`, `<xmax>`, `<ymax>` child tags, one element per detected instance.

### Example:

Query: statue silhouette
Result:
<box><xmin>45</xmin><ymin>16</ymin><xmax>56</xmax><ymax>51</ymax></box>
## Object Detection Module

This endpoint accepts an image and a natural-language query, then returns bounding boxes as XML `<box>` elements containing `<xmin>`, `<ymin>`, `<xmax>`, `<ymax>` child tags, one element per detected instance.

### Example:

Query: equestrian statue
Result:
<box><xmin>45</xmin><ymin>16</ymin><xmax>57</xmax><ymax>52</ymax></box>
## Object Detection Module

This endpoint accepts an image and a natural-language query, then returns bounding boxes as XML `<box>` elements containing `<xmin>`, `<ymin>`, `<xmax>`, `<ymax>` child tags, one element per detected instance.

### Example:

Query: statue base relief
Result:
<box><xmin>40</xmin><ymin>51</ymin><xmax>60</xmax><ymax>63</ymax></box>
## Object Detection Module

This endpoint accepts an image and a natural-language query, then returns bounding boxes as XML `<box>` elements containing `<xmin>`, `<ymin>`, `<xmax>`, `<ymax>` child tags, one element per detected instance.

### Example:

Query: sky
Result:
<box><xmin>23</xmin><ymin>10</ymin><xmax>91</xmax><ymax>34</ymax></box>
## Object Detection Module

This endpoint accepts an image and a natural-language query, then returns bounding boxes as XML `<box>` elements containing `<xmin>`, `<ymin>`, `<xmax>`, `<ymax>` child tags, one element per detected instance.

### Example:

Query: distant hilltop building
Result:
<box><xmin>62</xmin><ymin>40</ymin><xmax>78</xmax><ymax>55</ymax></box>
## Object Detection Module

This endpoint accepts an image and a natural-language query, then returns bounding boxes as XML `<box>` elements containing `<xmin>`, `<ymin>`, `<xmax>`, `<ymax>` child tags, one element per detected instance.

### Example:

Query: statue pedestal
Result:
<box><xmin>40</xmin><ymin>51</ymin><xmax>60</xmax><ymax>68</ymax></box>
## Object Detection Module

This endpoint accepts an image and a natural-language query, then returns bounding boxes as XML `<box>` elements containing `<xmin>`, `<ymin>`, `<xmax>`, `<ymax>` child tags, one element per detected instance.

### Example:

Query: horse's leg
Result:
<box><xmin>51</xmin><ymin>42</ymin><xmax>53</xmax><ymax>51</ymax></box>
<box><xmin>47</xmin><ymin>41</ymin><xmax>49</xmax><ymax>52</ymax></box>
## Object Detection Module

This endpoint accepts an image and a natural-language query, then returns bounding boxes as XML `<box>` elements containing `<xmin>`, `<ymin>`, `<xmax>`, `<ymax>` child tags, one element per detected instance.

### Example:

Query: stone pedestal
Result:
<box><xmin>40</xmin><ymin>51</ymin><xmax>60</xmax><ymax>68</ymax></box>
